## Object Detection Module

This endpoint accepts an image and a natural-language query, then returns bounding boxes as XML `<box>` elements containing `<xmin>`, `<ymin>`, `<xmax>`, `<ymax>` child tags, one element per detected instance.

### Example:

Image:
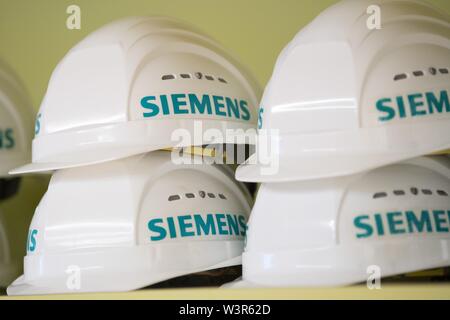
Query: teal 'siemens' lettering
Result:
<box><xmin>257</xmin><ymin>107</ymin><xmax>264</xmax><ymax>129</ymax></box>
<box><xmin>0</xmin><ymin>128</ymin><xmax>14</xmax><ymax>149</ymax></box>
<box><xmin>376</xmin><ymin>90</ymin><xmax>449</xmax><ymax>122</ymax></box>
<box><xmin>35</xmin><ymin>113</ymin><xmax>41</xmax><ymax>135</ymax></box>
<box><xmin>27</xmin><ymin>229</ymin><xmax>38</xmax><ymax>253</ymax></box>
<box><xmin>354</xmin><ymin>209</ymin><xmax>450</xmax><ymax>238</ymax></box>
<box><xmin>141</xmin><ymin>94</ymin><xmax>251</xmax><ymax>121</ymax></box>
<box><xmin>148</xmin><ymin>213</ymin><xmax>247</xmax><ymax>241</ymax></box>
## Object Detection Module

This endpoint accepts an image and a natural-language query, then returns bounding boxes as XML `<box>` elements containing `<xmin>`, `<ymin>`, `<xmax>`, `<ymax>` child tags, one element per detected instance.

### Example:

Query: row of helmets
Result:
<box><xmin>0</xmin><ymin>0</ymin><xmax>448</xmax><ymax>294</ymax></box>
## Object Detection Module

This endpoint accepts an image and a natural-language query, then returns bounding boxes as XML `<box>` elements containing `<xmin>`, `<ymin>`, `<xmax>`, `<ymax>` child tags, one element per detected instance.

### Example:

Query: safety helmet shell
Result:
<box><xmin>8</xmin><ymin>151</ymin><xmax>252</xmax><ymax>294</ymax></box>
<box><xmin>233</xmin><ymin>156</ymin><xmax>450</xmax><ymax>287</ymax></box>
<box><xmin>237</xmin><ymin>0</ymin><xmax>450</xmax><ymax>183</ymax></box>
<box><xmin>12</xmin><ymin>16</ymin><xmax>260</xmax><ymax>175</ymax></box>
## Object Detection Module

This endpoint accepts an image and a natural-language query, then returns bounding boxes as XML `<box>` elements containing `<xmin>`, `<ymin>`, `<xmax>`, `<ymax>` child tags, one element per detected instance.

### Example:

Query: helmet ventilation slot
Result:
<box><xmin>168</xmin><ymin>191</ymin><xmax>228</xmax><ymax>201</ymax></box>
<box><xmin>393</xmin><ymin>73</ymin><xmax>407</xmax><ymax>81</ymax></box>
<box><xmin>393</xmin><ymin>66</ymin><xmax>448</xmax><ymax>81</ymax></box>
<box><xmin>372</xmin><ymin>188</ymin><xmax>449</xmax><ymax>199</ymax></box>
<box><xmin>373</xmin><ymin>192</ymin><xmax>388</xmax><ymax>199</ymax></box>
<box><xmin>168</xmin><ymin>195</ymin><xmax>181</xmax><ymax>201</ymax></box>
<box><xmin>161</xmin><ymin>72</ymin><xmax>228</xmax><ymax>84</ymax></box>
<box><xmin>161</xmin><ymin>74</ymin><xmax>176</xmax><ymax>80</ymax></box>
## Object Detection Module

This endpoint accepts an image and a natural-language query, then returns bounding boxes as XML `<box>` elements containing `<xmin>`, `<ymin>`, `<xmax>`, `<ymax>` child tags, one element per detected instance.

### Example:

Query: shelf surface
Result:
<box><xmin>1</xmin><ymin>283</ymin><xmax>450</xmax><ymax>300</ymax></box>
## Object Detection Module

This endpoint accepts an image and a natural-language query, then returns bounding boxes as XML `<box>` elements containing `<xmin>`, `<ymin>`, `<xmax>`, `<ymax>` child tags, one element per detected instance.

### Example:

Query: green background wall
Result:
<box><xmin>0</xmin><ymin>0</ymin><xmax>449</xmax><ymax>269</ymax></box>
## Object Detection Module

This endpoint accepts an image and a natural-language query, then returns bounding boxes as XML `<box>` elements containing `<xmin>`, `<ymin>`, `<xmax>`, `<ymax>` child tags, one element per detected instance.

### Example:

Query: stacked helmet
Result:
<box><xmin>230</xmin><ymin>0</ymin><xmax>450</xmax><ymax>287</ymax></box>
<box><xmin>0</xmin><ymin>209</ymin><xmax>20</xmax><ymax>288</ymax></box>
<box><xmin>8</xmin><ymin>151</ymin><xmax>252</xmax><ymax>294</ymax></box>
<box><xmin>0</xmin><ymin>59</ymin><xmax>33</xmax><ymax>287</ymax></box>
<box><xmin>239</xmin><ymin>156</ymin><xmax>450</xmax><ymax>287</ymax></box>
<box><xmin>238</xmin><ymin>0</ymin><xmax>449</xmax><ymax>183</ymax></box>
<box><xmin>8</xmin><ymin>16</ymin><xmax>260</xmax><ymax>294</ymax></box>
<box><xmin>12</xmin><ymin>16</ymin><xmax>260</xmax><ymax>175</ymax></box>
<box><xmin>0</xmin><ymin>59</ymin><xmax>33</xmax><ymax>181</ymax></box>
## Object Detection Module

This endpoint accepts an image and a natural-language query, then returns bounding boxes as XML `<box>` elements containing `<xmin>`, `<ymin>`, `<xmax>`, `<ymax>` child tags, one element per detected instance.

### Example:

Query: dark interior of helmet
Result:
<box><xmin>148</xmin><ymin>266</ymin><xmax>242</xmax><ymax>289</ymax></box>
<box><xmin>0</xmin><ymin>177</ymin><xmax>21</xmax><ymax>201</ymax></box>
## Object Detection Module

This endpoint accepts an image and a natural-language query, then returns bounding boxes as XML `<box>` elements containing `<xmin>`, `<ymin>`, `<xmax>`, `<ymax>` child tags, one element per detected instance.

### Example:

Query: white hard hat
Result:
<box><xmin>238</xmin><ymin>0</ymin><xmax>450</xmax><ymax>183</ymax></box>
<box><xmin>12</xmin><ymin>16</ymin><xmax>260</xmax><ymax>175</ymax></box>
<box><xmin>7</xmin><ymin>150</ymin><xmax>252</xmax><ymax>295</ymax></box>
<box><xmin>0</xmin><ymin>59</ymin><xmax>33</xmax><ymax>177</ymax></box>
<box><xmin>231</xmin><ymin>156</ymin><xmax>450</xmax><ymax>287</ymax></box>
<box><xmin>0</xmin><ymin>209</ymin><xmax>21</xmax><ymax>288</ymax></box>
